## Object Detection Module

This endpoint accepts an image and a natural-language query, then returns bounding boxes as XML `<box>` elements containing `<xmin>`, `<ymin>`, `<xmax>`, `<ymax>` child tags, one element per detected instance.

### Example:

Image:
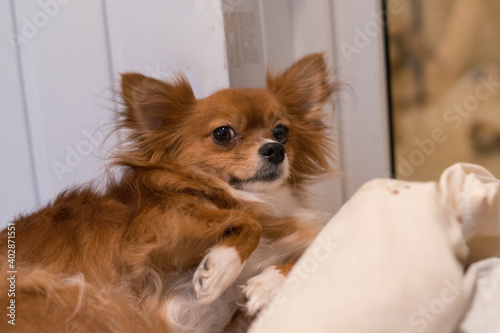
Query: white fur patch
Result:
<box><xmin>230</xmin><ymin>182</ymin><xmax>300</xmax><ymax>218</ymax></box>
<box><xmin>242</xmin><ymin>265</ymin><xmax>286</xmax><ymax>316</ymax></box>
<box><xmin>228</xmin><ymin>188</ymin><xmax>267</xmax><ymax>204</ymax></box>
<box><xmin>165</xmin><ymin>281</ymin><xmax>238</xmax><ymax>333</ymax></box>
<box><xmin>293</xmin><ymin>208</ymin><xmax>332</xmax><ymax>226</ymax></box>
<box><xmin>193</xmin><ymin>246</ymin><xmax>244</xmax><ymax>304</ymax></box>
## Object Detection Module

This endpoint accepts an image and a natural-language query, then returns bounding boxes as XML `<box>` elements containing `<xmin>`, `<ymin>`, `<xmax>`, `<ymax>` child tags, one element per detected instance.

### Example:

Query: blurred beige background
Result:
<box><xmin>387</xmin><ymin>0</ymin><xmax>500</xmax><ymax>181</ymax></box>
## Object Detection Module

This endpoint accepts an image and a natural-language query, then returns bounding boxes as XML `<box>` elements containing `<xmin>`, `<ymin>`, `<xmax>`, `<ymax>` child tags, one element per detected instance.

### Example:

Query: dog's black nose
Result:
<box><xmin>259</xmin><ymin>142</ymin><xmax>285</xmax><ymax>165</ymax></box>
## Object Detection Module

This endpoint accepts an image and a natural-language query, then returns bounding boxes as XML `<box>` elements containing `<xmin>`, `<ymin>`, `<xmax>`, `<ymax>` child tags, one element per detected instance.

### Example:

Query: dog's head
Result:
<box><xmin>118</xmin><ymin>53</ymin><xmax>334</xmax><ymax>192</ymax></box>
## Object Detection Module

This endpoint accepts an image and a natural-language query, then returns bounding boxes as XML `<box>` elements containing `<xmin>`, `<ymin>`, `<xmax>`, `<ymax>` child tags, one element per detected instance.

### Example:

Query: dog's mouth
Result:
<box><xmin>228</xmin><ymin>163</ymin><xmax>288</xmax><ymax>191</ymax></box>
<box><xmin>229</xmin><ymin>171</ymin><xmax>281</xmax><ymax>187</ymax></box>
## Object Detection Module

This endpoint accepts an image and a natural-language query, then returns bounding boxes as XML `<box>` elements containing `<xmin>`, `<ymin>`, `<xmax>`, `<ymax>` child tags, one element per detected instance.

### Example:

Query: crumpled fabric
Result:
<box><xmin>249</xmin><ymin>163</ymin><xmax>500</xmax><ymax>333</ymax></box>
<box><xmin>458</xmin><ymin>258</ymin><xmax>500</xmax><ymax>333</ymax></box>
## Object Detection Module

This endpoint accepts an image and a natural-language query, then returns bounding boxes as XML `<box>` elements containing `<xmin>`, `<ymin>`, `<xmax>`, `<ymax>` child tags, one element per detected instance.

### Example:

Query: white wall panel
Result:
<box><xmin>104</xmin><ymin>0</ymin><xmax>230</xmax><ymax>98</ymax></box>
<box><xmin>258</xmin><ymin>0</ymin><xmax>294</xmax><ymax>71</ymax></box>
<box><xmin>331</xmin><ymin>0</ymin><xmax>393</xmax><ymax>197</ymax></box>
<box><xmin>0</xmin><ymin>0</ymin><xmax>38</xmax><ymax>227</ymax></box>
<box><xmin>12</xmin><ymin>0</ymin><xmax>116</xmax><ymax>202</ymax></box>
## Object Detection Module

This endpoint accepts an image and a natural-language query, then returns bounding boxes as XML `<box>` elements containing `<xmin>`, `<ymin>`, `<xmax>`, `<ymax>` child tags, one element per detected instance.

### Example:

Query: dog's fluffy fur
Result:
<box><xmin>0</xmin><ymin>54</ymin><xmax>334</xmax><ymax>333</ymax></box>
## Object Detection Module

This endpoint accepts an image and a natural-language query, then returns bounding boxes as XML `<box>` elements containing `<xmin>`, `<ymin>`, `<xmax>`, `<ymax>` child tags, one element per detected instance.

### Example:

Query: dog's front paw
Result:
<box><xmin>193</xmin><ymin>246</ymin><xmax>244</xmax><ymax>304</ymax></box>
<box><xmin>242</xmin><ymin>266</ymin><xmax>285</xmax><ymax>316</ymax></box>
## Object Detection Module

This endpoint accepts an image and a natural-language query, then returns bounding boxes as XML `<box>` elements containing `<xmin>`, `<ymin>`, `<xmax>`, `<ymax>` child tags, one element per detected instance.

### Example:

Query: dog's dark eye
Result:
<box><xmin>213</xmin><ymin>126</ymin><xmax>236</xmax><ymax>144</ymax></box>
<box><xmin>273</xmin><ymin>125</ymin><xmax>289</xmax><ymax>143</ymax></box>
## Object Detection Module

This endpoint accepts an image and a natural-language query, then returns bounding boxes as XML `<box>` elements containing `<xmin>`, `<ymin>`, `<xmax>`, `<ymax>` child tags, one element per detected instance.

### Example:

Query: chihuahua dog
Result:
<box><xmin>0</xmin><ymin>53</ymin><xmax>334</xmax><ymax>333</ymax></box>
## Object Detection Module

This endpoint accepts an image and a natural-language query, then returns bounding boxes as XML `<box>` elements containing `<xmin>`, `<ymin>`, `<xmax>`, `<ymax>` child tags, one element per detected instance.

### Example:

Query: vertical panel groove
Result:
<box><xmin>101</xmin><ymin>0</ymin><xmax>117</xmax><ymax>88</ymax></box>
<box><xmin>9</xmin><ymin>0</ymin><xmax>41</xmax><ymax>207</ymax></box>
<box><xmin>328</xmin><ymin>0</ymin><xmax>348</xmax><ymax>203</ymax></box>
<box><xmin>256</xmin><ymin>0</ymin><xmax>268</xmax><ymax>68</ymax></box>
<box><xmin>101</xmin><ymin>0</ymin><xmax>121</xmax><ymax>142</ymax></box>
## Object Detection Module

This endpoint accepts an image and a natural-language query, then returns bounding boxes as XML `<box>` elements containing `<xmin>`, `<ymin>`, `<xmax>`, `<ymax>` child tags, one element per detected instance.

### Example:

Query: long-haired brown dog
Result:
<box><xmin>0</xmin><ymin>53</ymin><xmax>334</xmax><ymax>332</ymax></box>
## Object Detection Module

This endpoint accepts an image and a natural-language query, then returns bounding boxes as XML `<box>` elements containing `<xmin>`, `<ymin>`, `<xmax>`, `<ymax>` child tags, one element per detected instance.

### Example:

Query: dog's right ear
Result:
<box><xmin>120</xmin><ymin>73</ymin><xmax>196</xmax><ymax>134</ymax></box>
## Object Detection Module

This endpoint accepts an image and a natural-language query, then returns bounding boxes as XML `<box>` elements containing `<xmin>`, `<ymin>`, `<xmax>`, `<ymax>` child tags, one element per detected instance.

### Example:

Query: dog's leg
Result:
<box><xmin>240</xmin><ymin>217</ymin><xmax>321</xmax><ymax>316</ymax></box>
<box><xmin>242</xmin><ymin>263</ymin><xmax>294</xmax><ymax>316</ymax></box>
<box><xmin>193</xmin><ymin>213</ymin><xmax>262</xmax><ymax>304</ymax></box>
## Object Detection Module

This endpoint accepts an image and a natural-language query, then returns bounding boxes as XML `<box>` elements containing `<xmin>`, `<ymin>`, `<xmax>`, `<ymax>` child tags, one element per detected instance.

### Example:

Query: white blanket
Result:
<box><xmin>250</xmin><ymin>163</ymin><xmax>500</xmax><ymax>333</ymax></box>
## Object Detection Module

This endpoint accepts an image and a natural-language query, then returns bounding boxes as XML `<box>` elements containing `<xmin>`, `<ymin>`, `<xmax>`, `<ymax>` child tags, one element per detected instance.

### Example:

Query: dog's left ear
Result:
<box><xmin>266</xmin><ymin>53</ymin><xmax>333</xmax><ymax>119</ymax></box>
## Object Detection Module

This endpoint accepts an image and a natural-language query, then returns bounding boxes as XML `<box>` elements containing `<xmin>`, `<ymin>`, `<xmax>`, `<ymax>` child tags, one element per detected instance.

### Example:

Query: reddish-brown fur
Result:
<box><xmin>276</xmin><ymin>263</ymin><xmax>295</xmax><ymax>276</ymax></box>
<box><xmin>0</xmin><ymin>53</ymin><xmax>334</xmax><ymax>332</ymax></box>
